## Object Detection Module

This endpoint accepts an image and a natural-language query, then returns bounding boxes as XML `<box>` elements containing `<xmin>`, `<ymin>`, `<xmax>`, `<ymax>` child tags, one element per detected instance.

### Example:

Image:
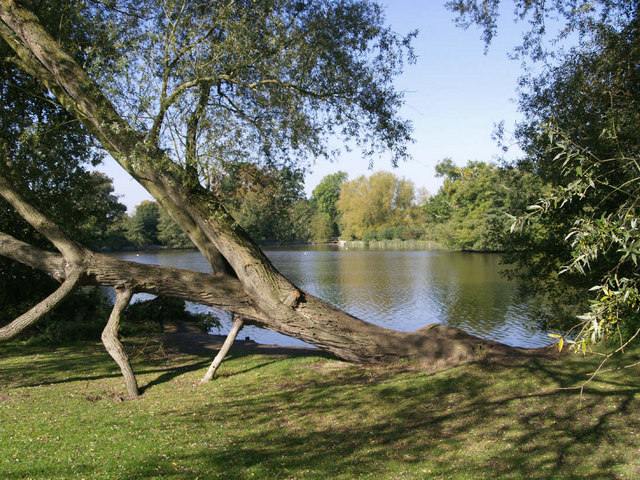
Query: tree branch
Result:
<box><xmin>200</xmin><ymin>314</ymin><xmax>244</xmax><ymax>383</ymax></box>
<box><xmin>102</xmin><ymin>288</ymin><xmax>139</xmax><ymax>396</ymax></box>
<box><xmin>0</xmin><ymin>230</ymin><xmax>260</xmax><ymax>321</ymax></box>
<box><xmin>185</xmin><ymin>82</ymin><xmax>212</xmax><ymax>169</ymax></box>
<box><xmin>0</xmin><ymin>231</ymin><xmax>66</xmax><ymax>281</ymax></box>
<box><xmin>0</xmin><ymin>174</ymin><xmax>85</xmax><ymax>263</ymax></box>
<box><xmin>0</xmin><ymin>266</ymin><xmax>83</xmax><ymax>342</ymax></box>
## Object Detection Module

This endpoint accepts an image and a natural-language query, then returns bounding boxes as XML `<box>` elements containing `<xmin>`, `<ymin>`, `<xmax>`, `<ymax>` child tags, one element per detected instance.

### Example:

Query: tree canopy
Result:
<box><xmin>423</xmin><ymin>159</ymin><xmax>544</xmax><ymax>252</ymax></box>
<box><xmin>310</xmin><ymin>171</ymin><xmax>348</xmax><ymax>238</ymax></box>
<box><xmin>0</xmin><ymin>3</ymin><xmax>126</xmax><ymax>330</ymax></box>
<box><xmin>337</xmin><ymin>171</ymin><xmax>415</xmax><ymax>240</ymax></box>
<box><xmin>70</xmin><ymin>0</ymin><xmax>415</xmax><ymax>177</ymax></box>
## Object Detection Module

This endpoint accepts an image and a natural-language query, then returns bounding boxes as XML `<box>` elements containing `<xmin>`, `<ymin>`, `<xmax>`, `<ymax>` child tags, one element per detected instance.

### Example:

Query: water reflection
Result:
<box><xmin>108</xmin><ymin>247</ymin><xmax>552</xmax><ymax>348</ymax></box>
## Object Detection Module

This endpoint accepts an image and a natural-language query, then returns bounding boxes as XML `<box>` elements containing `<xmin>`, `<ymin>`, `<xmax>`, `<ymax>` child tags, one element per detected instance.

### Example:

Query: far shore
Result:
<box><xmin>101</xmin><ymin>239</ymin><xmax>456</xmax><ymax>253</ymax></box>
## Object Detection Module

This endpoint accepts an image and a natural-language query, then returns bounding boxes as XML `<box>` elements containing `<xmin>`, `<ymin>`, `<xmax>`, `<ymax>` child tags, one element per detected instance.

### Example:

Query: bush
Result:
<box><xmin>121</xmin><ymin>296</ymin><xmax>220</xmax><ymax>336</ymax></box>
<box><xmin>377</xmin><ymin>226</ymin><xmax>394</xmax><ymax>240</ymax></box>
<box><xmin>401</xmin><ymin>225</ymin><xmax>425</xmax><ymax>240</ymax></box>
<box><xmin>29</xmin><ymin>288</ymin><xmax>113</xmax><ymax>344</ymax></box>
<box><xmin>362</xmin><ymin>230</ymin><xmax>378</xmax><ymax>243</ymax></box>
<box><xmin>11</xmin><ymin>290</ymin><xmax>221</xmax><ymax>344</ymax></box>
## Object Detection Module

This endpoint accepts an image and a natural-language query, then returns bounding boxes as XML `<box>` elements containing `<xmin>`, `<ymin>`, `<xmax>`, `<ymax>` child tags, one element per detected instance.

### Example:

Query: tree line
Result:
<box><xmin>106</xmin><ymin>159</ymin><xmax>545</xmax><ymax>252</ymax></box>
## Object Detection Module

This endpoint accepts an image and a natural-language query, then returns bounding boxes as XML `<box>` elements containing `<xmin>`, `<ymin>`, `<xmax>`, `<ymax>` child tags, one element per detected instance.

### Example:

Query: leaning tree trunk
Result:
<box><xmin>200</xmin><ymin>315</ymin><xmax>245</xmax><ymax>383</ymax></box>
<box><xmin>0</xmin><ymin>1</ymin><xmax>549</xmax><ymax>370</ymax></box>
<box><xmin>0</xmin><ymin>226</ymin><xmax>535</xmax><ymax>369</ymax></box>
<box><xmin>101</xmin><ymin>288</ymin><xmax>139</xmax><ymax>397</ymax></box>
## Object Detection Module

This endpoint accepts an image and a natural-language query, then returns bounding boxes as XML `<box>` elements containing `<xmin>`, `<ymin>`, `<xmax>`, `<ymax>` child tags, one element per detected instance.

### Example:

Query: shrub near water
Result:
<box><xmin>11</xmin><ymin>294</ymin><xmax>219</xmax><ymax>345</ymax></box>
<box><xmin>17</xmin><ymin>289</ymin><xmax>112</xmax><ymax>344</ymax></box>
<box><xmin>121</xmin><ymin>296</ymin><xmax>220</xmax><ymax>336</ymax></box>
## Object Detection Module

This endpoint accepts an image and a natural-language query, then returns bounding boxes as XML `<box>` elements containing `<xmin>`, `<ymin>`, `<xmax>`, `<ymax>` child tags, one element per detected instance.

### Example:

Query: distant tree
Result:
<box><xmin>158</xmin><ymin>207</ymin><xmax>193</xmax><ymax>248</ymax></box>
<box><xmin>215</xmin><ymin>163</ymin><xmax>306</xmax><ymax>244</ymax></box>
<box><xmin>424</xmin><ymin>159</ymin><xmax>545</xmax><ymax>251</ymax></box>
<box><xmin>289</xmin><ymin>199</ymin><xmax>316</xmax><ymax>242</ymax></box>
<box><xmin>126</xmin><ymin>201</ymin><xmax>160</xmax><ymax>248</ymax></box>
<box><xmin>310</xmin><ymin>171</ymin><xmax>348</xmax><ymax>237</ymax></box>
<box><xmin>103</xmin><ymin>213</ymin><xmax>132</xmax><ymax>251</ymax></box>
<box><xmin>337</xmin><ymin>171</ymin><xmax>415</xmax><ymax>239</ymax></box>
<box><xmin>310</xmin><ymin>212</ymin><xmax>334</xmax><ymax>242</ymax></box>
<box><xmin>426</xmin><ymin>160</ymin><xmax>532</xmax><ymax>251</ymax></box>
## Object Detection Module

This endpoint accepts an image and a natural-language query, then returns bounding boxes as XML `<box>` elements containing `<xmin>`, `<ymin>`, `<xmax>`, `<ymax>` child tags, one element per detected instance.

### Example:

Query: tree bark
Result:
<box><xmin>0</xmin><ymin>1</ymin><xmax>549</xmax><ymax>371</ymax></box>
<box><xmin>200</xmin><ymin>315</ymin><xmax>244</xmax><ymax>383</ymax></box>
<box><xmin>102</xmin><ymin>288</ymin><xmax>139</xmax><ymax>397</ymax></box>
<box><xmin>0</xmin><ymin>231</ymin><xmax>259</xmax><ymax>319</ymax></box>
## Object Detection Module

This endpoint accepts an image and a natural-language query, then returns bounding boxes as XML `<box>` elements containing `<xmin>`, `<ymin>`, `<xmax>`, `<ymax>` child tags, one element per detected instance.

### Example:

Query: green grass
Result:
<box><xmin>1</xmin><ymin>339</ymin><xmax>639</xmax><ymax>479</ymax></box>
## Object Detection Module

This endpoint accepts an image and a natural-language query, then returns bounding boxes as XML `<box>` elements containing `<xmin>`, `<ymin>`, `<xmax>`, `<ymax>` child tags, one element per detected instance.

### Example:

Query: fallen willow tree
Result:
<box><xmin>0</xmin><ymin>171</ymin><xmax>543</xmax><ymax>396</ymax></box>
<box><xmin>0</xmin><ymin>0</ymin><xmax>549</xmax><ymax>397</ymax></box>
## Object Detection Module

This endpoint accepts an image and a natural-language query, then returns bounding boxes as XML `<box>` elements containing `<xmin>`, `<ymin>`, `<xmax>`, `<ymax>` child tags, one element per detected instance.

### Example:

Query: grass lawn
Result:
<box><xmin>1</xmin><ymin>338</ymin><xmax>639</xmax><ymax>479</ymax></box>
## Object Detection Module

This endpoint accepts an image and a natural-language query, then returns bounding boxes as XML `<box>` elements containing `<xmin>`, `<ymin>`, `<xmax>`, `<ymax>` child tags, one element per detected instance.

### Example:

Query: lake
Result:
<box><xmin>109</xmin><ymin>246</ymin><xmax>554</xmax><ymax>348</ymax></box>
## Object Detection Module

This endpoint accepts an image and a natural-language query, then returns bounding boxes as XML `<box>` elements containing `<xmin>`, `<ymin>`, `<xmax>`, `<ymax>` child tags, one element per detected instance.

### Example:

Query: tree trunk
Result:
<box><xmin>200</xmin><ymin>315</ymin><xmax>244</xmax><ymax>383</ymax></box>
<box><xmin>0</xmin><ymin>1</ymin><xmax>550</xmax><ymax>371</ymax></box>
<box><xmin>102</xmin><ymin>288</ymin><xmax>139</xmax><ymax>397</ymax></box>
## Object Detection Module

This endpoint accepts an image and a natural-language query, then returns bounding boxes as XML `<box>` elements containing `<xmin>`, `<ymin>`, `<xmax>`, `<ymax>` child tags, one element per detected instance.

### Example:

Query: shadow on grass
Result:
<box><xmin>3</xmin><ymin>341</ymin><xmax>640</xmax><ymax>479</ymax></box>
<box><xmin>139</xmin><ymin>354</ymin><xmax>281</xmax><ymax>393</ymax></box>
<box><xmin>126</xmin><ymin>356</ymin><xmax>640</xmax><ymax>479</ymax></box>
<box><xmin>0</xmin><ymin>339</ymin><xmax>327</xmax><ymax>392</ymax></box>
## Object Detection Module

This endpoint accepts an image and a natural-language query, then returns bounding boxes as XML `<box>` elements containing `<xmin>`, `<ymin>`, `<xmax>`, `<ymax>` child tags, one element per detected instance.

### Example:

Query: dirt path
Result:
<box><xmin>161</xmin><ymin>321</ymin><xmax>324</xmax><ymax>358</ymax></box>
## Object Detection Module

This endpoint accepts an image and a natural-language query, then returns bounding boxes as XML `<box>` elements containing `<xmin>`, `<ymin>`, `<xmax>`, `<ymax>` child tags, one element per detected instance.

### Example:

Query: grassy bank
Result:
<box><xmin>1</xmin><ymin>339</ymin><xmax>639</xmax><ymax>479</ymax></box>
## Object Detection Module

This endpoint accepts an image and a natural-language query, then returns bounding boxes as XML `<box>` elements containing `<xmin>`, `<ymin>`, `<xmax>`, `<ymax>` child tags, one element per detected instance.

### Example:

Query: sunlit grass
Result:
<box><xmin>1</xmin><ymin>339</ymin><xmax>639</xmax><ymax>479</ymax></box>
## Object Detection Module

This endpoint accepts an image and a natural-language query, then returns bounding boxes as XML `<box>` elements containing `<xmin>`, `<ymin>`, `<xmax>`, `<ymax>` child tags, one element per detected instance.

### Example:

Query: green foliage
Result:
<box><xmin>360</xmin><ymin>224</ymin><xmax>428</xmax><ymax>243</ymax></box>
<box><xmin>310</xmin><ymin>212</ymin><xmax>334</xmax><ymax>243</ymax></box>
<box><xmin>100</xmin><ymin>212</ymin><xmax>130</xmax><ymax>250</ymax></box>
<box><xmin>121</xmin><ymin>296</ymin><xmax>220</xmax><ymax>337</ymax></box>
<box><xmin>17</xmin><ymin>289</ymin><xmax>113</xmax><ymax>345</ymax></box>
<box><xmin>337</xmin><ymin>171</ymin><xmax>418</xmax><ymax>240</ymax></box>
<box><xmin>288</xmin><ymin>199</ymin><xmax>316</xmax><ymax>242</ymax></box>
<box><xmin>446</xmin><ymin>0</ymin><xmax>637</xmax><ymax>61</ymax></box>
<box><xmin>105</xmin><ymin>202</ymin><xmax>193</xmax><ymax>250</ymax></box>
<box><xmin>424</xmin><ymin>160</ymin><xmax>545</xmax><ymax>251</ymax></box>
<box><xmin>485</xmin><ymin>1</ymin><xmax>640</xmax><ymax>345</ymax></box>
<box><xmin>157</xmin><ymin>207</ymin><xmax>193</xmax><ymax>248</ymax></box>
<box><xmin>215</xmin><ymin>162</ymin><xmax>307</xmax><ymax>244</ymax></box>
<box><xmin>311</xmin><ymin>171</ymin><xmax>348</xmax><ymax>237</ymax></box>
<box><xmin>125</xmin><ymin>201</ymin><xmax>160</xmax><ymax>247</ymax></box>
<box><xmin>88</xmin><ymin>0</ymin><xmax>414</xmax><ymax>177</ymax></box>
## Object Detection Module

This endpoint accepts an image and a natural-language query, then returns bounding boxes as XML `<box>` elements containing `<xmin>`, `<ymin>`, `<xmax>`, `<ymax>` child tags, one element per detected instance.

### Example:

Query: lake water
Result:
<box><xmin>109</xmin><ymin>246</ymin><xmax>554</xmax><ymax>348</ymax></box>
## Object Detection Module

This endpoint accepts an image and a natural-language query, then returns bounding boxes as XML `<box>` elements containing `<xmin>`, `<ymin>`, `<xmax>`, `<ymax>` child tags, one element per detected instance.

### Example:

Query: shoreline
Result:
<box><xmin>160</xmin><ymin>321</ymin><xmax>322</xmax><ymax>358</ymax></box>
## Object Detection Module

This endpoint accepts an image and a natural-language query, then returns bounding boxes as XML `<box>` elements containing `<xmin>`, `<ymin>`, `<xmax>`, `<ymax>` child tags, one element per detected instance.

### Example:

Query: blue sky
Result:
<box><xmin>99</xmin><ymin>1</ymin><xmax>528</xmax><ymax>213</ymax></box>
